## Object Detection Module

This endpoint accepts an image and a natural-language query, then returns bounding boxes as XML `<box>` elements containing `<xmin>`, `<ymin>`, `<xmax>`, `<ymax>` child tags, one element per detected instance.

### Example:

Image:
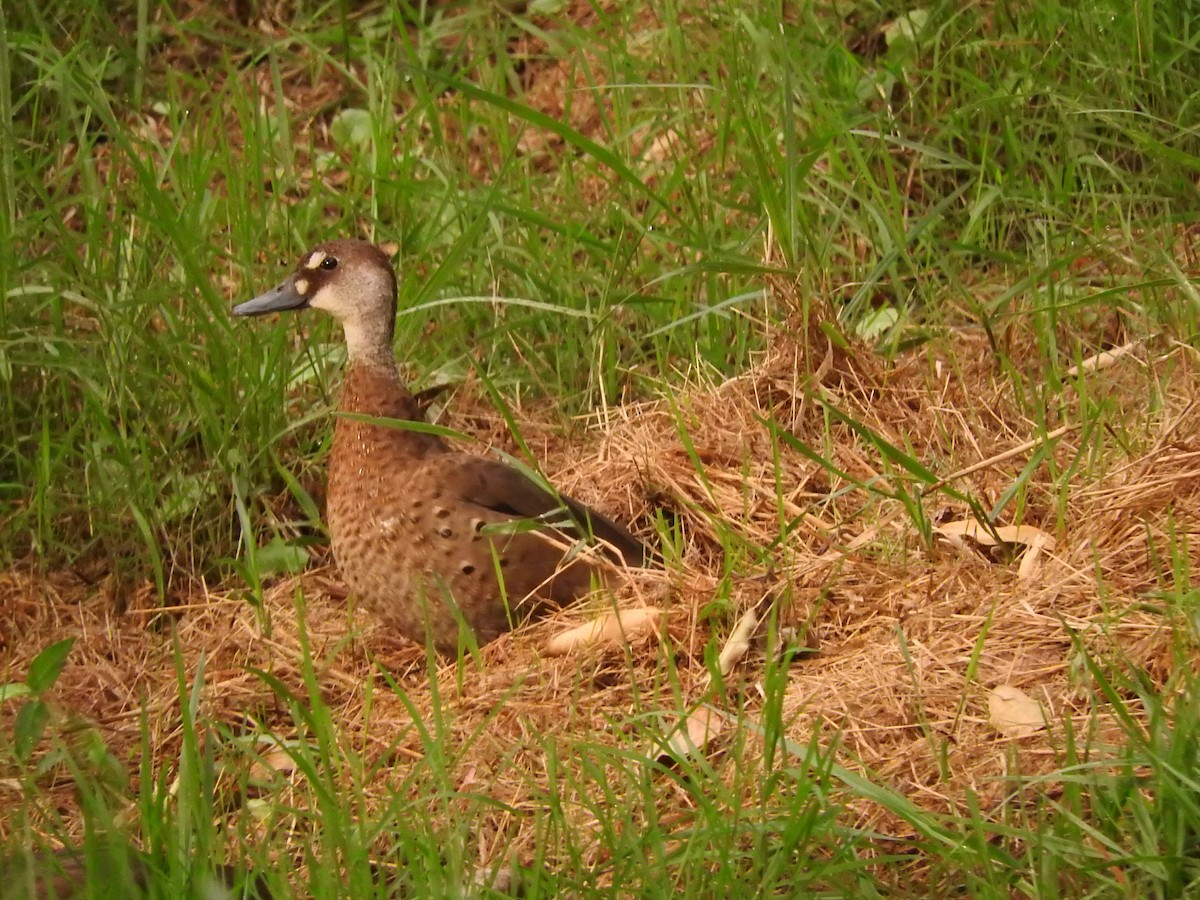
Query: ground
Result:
<box><xmin>2</xmin><ymin>0</ymin><xmax>1198</xmax><ymax>895</ymax></box>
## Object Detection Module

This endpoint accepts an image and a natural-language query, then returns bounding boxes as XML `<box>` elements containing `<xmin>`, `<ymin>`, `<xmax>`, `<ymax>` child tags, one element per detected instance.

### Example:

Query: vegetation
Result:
<box><xmin>1</xmin><ymin>0</ymin><xmax>1198</xmax><ymax>896</ymax></box>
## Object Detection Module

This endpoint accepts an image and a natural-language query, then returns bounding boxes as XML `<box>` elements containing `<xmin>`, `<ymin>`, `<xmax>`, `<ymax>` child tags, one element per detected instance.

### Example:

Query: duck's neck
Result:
<box><xmin>342</xmin><ymin>320</ymin><xmax>397</xmax><ymax>370</ymax></box>
<box><xmin>338</xmin><ymin>357</ymin><xmax>422</xmax><ymax>421</ymax></box>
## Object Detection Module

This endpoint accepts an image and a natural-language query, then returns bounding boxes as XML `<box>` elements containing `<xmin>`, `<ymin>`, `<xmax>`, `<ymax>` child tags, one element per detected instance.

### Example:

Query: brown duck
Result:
<box><xmin>234</xmin><ymin>239</ymin><xmax>649</xmax><ymax>654</ymax></box>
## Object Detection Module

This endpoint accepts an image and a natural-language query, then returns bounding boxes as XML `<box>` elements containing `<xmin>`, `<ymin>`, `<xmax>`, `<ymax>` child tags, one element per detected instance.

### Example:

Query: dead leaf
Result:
<box><xmin>716</xmin><ymin>606</ymin><xmax>760</xmax><ymax>677</ymax></box>
<box><xmin>544</xmin><ymin>606</ymin><xmax>663</xmax><ymax>656</ymax></box>
<box><xmin>458</xmin><ymin>763</ymin><xmax>479</xmax><ymax>792</ymax></box>
<box><xmin>936</xmin><ymin>519</ymin><xmax>1057</xmax><ymax>550</ymax></box>
<box><xmin>988</xmin><ymin>685</ymin><xmax>1046</xmax><ymax>737</ymax></box>
<box><xmin>1064</xmin><ymin>340</ymin><xmax>1139</xmax><ymax>378</ymax></box>
<box><xmin>641</xmin><ymin>128</ymin><xmax>681</xmax><ymax>164</ymax></box>
<box><xmin>1016</xmin><ymin>536</ymin><xmax>1050</xmax><ymax>580</ymax></box>
<box><xmin>658</xmin><ymin>706</ymin><xmax>726</xmax><ymax>764</ymax></box>
<box><xmin>248</xmin><ymin>746</ymin><xmax>298</xmax><ymax>785</ymax></box>
<box><xmin>936</xmin><ymin>519</ymin><xmax>1056</xmax><ymax>579</ymax></box>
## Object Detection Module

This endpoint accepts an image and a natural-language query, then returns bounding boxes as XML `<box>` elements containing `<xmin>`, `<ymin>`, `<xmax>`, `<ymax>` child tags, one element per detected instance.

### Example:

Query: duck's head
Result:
<box><xmin>234</xmin><ymin>239</ymin><xmax>398</xmax><ymax>362</ymax></box>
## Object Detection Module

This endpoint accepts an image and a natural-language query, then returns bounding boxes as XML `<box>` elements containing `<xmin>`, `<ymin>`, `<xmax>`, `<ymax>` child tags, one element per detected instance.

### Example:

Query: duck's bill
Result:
<box><xmin>232</xmin><ymin>277</ymin><xmax>310</xmax><ymax>316</ymax></box>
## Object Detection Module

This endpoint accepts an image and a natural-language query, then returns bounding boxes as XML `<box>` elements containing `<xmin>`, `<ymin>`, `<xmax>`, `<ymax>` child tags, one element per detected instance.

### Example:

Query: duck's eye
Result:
<box><xmin>320</xmin><ymin>257</ymin><xmax>338</xmax><ymax>270</ymax></box>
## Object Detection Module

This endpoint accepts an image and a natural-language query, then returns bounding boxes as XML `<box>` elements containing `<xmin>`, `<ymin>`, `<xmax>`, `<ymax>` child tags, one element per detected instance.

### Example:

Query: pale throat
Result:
<box><xmin>341</xmin><ymin>317</ymin><xmax>398</xmax><ymax>368</ymax></box>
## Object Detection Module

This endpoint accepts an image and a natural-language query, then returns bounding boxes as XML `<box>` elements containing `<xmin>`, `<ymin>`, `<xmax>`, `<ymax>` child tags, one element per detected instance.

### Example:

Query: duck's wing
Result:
<box><xmin>448</xmin><ymin>455</ymin><xmax>651</xmax><ymax>567</ymax></box>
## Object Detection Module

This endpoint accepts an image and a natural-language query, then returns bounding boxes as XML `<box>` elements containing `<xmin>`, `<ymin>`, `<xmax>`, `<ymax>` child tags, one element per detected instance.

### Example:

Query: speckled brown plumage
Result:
<box><xmin>235</xmin><ymin>239</ymin><xmax>649</xmax><ymax>654</ymax></box>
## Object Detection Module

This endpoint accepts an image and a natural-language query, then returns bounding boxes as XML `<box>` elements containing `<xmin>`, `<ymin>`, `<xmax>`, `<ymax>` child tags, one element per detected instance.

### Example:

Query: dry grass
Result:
<box><xmin>3</xmin><ymin>276</ymin><xmax>1197</xmax><ymax>884</ymax></box>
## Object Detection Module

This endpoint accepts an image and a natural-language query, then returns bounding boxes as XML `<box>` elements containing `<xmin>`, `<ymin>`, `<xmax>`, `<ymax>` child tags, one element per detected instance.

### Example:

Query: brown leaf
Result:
<box><xmin>936</xmin><ymin>519</ymin><xmax>1057</xmax><ymax>550</ymax></box>
<box><xmin>936</xmin><ymin>519</ymin><xmax>1056</xmax><ymax>579</ymax></box>
<box><xmin>658</xmin><ymin>706</ymin><xmax>726</xmax><ymax>764</ymax></box>
<box><xmin>716</xmin><ymin>606</ymin><xmax>759</xmax><ymax>677</ymax></box>
<box><xmin>248</xmin><ymin>747</ymin><xmax>298</xmax><ymax>786</ymax></box>
<box><xmin>988</xmin><ymin>685</ymin><xmax>1046</xmax><ymax>737</ymax></box>
<box><xmin>544</xmin><ymin>606</ymin><xmax>663</xmax><ymax>656</ymax></box>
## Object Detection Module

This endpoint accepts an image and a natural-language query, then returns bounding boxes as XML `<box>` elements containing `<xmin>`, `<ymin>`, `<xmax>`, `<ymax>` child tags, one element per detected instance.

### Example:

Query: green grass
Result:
<box><xmin>2</xmin><ymin>0</ymin><xmax>1197</xmax><ymax>576</ymax></box>
<box><xmin>2</xmin><ymin>0</ymin><xmax>1200</xmax><ymax>895</ymax></box>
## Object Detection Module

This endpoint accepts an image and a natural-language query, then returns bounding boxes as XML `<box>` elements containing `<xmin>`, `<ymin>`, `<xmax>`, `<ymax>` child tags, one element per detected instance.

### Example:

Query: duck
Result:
<box><xmin>233</xmin><ymin>239</ymin><xmax>650</xmax><ymax>654</ymax></box>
